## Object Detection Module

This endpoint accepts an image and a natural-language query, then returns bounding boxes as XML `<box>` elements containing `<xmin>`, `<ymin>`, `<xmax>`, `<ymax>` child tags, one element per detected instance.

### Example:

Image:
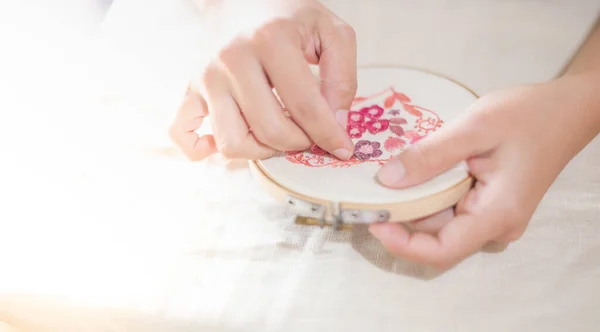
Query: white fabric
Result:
<box><xmin>1</xmin><ymin>1</ymin><xmax>599</xmax><ymax>331</ymax></box>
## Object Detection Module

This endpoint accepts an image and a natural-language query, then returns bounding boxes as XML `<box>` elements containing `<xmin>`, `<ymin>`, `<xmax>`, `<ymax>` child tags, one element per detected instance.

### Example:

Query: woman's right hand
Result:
<box><xmin>170</xmin><ymin>0</ymin><xmax>357</xmax><ymax>161</ymax></box>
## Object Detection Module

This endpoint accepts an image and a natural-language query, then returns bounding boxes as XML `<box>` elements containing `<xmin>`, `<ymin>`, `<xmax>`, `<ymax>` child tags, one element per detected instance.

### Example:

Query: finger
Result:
<box><xmin>370</xmin><ymin>183</ymin><xmax>501</xmax><ymax>269</ymax></box>
<box><xmin>254</xmin><ymin>24</ymin><xmax>354</xmax><ymax>160</ymax></box>
<box><xmin>202</xmin><ymin>74</ymin><xmax>276</xmax><ymax>160</ymax></box>
<box><xmin>220</xmin><ymin>44</ymin><xmax>312</xmax><ymax>151</ymax></box>
<box><xmin>376</xmin><ymin>113</ymin><xmax>495</xmax><ymax>189</ymax></box>
<box><xmin>455</xmin><ymin>180</ymin><xmax>484</xmax><ymax>215</ymax></box>
<box><xmin>169</xmin><ymin>92</ymin><xmax>217</xmax><ymax>161</ymax></box>
<box><xmin>407</xmin><ymin>207</ymin><xmax>454</xmax><ymax>234</ymax></box>
<box><xmin>316</xmin><ymin>16</ymin><xmax>358</xmax><ymax>111</ymax></box>
<box><xmin>369</xmin><ymin>213</ymin><xmax>495</xmax><ymax>269</ymax></box>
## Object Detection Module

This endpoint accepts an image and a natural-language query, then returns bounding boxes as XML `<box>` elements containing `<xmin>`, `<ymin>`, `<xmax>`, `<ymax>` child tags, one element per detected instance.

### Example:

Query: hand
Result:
<box><xmin>368</xmin><ymin>75</ymin><xmax>600</xmax><ymax>270</ymax></box>
<box><xmin>170</xmin><ymin>0</ymin><xmax>356</xmax><ymax>161</ymax></box>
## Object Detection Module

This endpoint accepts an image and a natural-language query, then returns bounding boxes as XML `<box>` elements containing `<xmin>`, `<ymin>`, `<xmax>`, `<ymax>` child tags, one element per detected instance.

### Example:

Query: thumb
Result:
<box><xmin>317</xmin><ymin>18</ymin><xmax>358</xmax><ymax>111</ymax></box>
<box><xmin>376</xmin><ymin>114</ymin><xmax>491</xmax><ymax>189</ymax></box>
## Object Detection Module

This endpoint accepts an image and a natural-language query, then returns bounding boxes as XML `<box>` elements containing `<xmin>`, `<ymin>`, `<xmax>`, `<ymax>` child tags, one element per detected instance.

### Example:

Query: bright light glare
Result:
<box><xmin>0</xmin><ymin>1</ymin><xmax>284</xmax><ymax>326</ymax></box>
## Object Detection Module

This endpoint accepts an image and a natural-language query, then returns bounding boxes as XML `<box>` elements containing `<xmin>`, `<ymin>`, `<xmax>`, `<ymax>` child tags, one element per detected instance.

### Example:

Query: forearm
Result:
<box><xmin>560</xmin><ymin>17</ymin><xmax>600</xmax><ymax>138</ymax></box>
<box><xmin>563</xmin><ymin>17</ymin><xmax>600</xmax><ymax>76</ymax></box>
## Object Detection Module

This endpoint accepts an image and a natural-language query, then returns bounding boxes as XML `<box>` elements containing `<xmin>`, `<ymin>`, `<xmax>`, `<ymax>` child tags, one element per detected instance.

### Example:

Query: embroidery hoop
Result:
<box><xmin>249</xmin><ymin>66</ymin><xmax>478</xmax><ymax>229</ymax></box>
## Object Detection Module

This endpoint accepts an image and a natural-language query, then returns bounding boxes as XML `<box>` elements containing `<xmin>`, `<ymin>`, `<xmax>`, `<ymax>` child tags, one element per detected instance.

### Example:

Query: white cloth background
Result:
<box><xmin>1</xmin><ymin>1</ymin><xmax>599</xmax><ymax>331</ymax></box>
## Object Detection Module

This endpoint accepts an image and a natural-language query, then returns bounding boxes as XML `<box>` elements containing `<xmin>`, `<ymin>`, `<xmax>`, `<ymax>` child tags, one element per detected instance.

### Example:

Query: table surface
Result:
<box><xmin>1</xmin><ymin>1</ymin><xmax>600</xmax><ymax>331</ymax></box>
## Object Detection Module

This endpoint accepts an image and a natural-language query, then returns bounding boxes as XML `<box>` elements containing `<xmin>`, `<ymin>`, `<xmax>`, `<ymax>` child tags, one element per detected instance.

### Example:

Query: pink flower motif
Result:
<box><xmin>347</xmin><ymin>111</ymin><xmax>365</xmax><ymax>124</ymax></box>
<box><xmin>384</xmin><ymin>136</ymin><xmax>406</xmax><ymax>153</ymax></box>
<box><xmin>354</xmin><ymin>140</ymin><xmax>383</xmax><ymax>160</ymax></box>
<box><xmin>365</xmin><ymin>119</ymin><xmax>390</xmax><ymax>134</ymax></box>
<box><xmin>404</xmin><ymin>130</ymin><xmax>423</xmax><ymax>144</ymax></box>
<box><xmin>310</xmin><ymin>144</ymin><xmax>327</xmax><ymax>155</ymax></box>
<box><xmin>347</xmin><ymin>123</ymin><xmax>366</xmax><ymax>138</ymax></box>
<box><xmin>410</xmin><ymin>135</ymin><xmax>424</xmax><ymax>144</ymax></box>
<box><xmin>359</xmin><ymin>105</ymin><xmax>384</xmax><ymax>119</ymax></box>
<box><xmin>389</xmin><ymin>117</ymin><xmax>408</xmax><ymax>125</ymax></box>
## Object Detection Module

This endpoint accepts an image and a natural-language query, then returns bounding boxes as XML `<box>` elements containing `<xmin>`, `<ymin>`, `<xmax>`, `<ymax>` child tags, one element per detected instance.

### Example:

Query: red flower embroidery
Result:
<box><xmin>347</xmin><ymin>123</ymin><xmax>366</xmax><ymax>138</ymax></box>
<box><xmin>365</xmin><ymin>119</ymin><xmax>390</xmax><ymax>134</ymax></box>
<box><xmin>310</xmin><ymin>144</ymin><xmax>327</xmax><ymax>155</ymax></box>
<box><xmin>359</xmin><ymin>105</ymin><xmax>384</xmax><ymax>119</ymax></box>
<box><xmin>286</xmin><ymin>86</ymin><xmax>443</xmax><ymax>168</ymax></box>
<box><xmin>348</xmin><ymin>111</ymin><xmax>365</xmax><ymax>124</ymax></box>
<box><xmin>384</xmin><ymin>136</ymin><xmax>406</xmax><ymax>153</ymax></box>
<box><xmin>354</xmin><ymin>140</ymin><xmax>383</xmax><ymax>160</ymax></box>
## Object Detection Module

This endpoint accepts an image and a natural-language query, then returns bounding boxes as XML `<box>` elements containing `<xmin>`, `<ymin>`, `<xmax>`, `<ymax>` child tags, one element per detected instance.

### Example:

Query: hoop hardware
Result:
<box><xmin>285</xmin><ymin>195</ymin><xmax>390</xmax><ymax>230</ymax></box>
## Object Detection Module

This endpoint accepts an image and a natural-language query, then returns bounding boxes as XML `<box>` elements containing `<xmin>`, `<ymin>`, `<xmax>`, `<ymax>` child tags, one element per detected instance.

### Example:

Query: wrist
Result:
<box><xmin>554</xmin><ymin>70</ymin><xmax>600</xmax><ymax>152</ymax></box>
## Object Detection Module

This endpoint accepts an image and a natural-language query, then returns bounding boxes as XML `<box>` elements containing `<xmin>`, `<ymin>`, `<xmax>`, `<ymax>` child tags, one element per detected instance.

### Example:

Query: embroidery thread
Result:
<box><xmin>285</xmin><ymin>86</ymin><xmax>443</xmax><ymax>167</ymax></box>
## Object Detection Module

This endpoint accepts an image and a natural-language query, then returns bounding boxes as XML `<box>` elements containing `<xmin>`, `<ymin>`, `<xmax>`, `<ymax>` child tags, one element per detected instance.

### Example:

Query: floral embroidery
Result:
<box><xmin>389</xmin><ymin>117</ymin><xmax>407</xmax><ymax>125</ymax></box>
<box><xmin>347</xmin><ymin>122</ymin><xmax>366</xmax><ymax>138</ymax></box>
<box><xmin>404</xmin><ymin>130</ymin><xmax>423</xmax><ymax>144</ymax></box>
<box><xmin>348</xmin><ymin>111</ymin><xmax>365</xmax><ymax>124</ymax></box>
<box><xmin>310</xmin><ymin>144</ymin><xmax>327</xmax><ymax>155</ymax></box>
<box><xmin>389</xmin><ymin>125</ymin><xmax>404</xmax><ymax>137</ymax></box>
<box><xmin>359</xmin><ymin>105</ymin><xmax>384</xmax><ymax>119</ymax></box>
<box><xmin>384</xmin><ymin>137</ymin><xmax>406</xmax><ymax>154</ymax></box>
<box><xmin>354</xmin><ymin>140</ymin><xmax>382</xmax><ymax>160</ymax></box>
<box><xmin>284</xmin><ymin>86</ymin><xmax>444</xmax><ymax>167</ymax></box>
<box><xmin>365</xmin><ymin>119</ymin><xmax>390</xmax><ymax>134</ymax></box>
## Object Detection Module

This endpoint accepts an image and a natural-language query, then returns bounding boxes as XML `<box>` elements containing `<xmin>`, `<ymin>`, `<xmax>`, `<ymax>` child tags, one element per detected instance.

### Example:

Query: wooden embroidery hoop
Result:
<box><xmin>249</xmin><ymin>65</ymin><xmax>479</xmax><ymax>230</ymax></box>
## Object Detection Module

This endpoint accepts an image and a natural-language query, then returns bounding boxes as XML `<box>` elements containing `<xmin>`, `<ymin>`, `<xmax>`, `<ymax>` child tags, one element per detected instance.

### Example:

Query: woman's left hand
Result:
<box><xmin>369</xmin><ymin>74</ymin><xmax>600</xmax><ymax>270</ymax></box>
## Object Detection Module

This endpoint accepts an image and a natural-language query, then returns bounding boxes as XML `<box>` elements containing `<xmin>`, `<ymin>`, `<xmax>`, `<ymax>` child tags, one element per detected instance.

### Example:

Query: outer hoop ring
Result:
<box><xmin>249</xmin><ymin>65</ymin><xmax>479</xmax><ymax>224</ymax></box>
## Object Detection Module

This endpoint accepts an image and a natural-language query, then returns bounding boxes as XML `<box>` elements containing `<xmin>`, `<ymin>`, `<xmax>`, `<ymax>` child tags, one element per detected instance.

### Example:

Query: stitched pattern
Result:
<box><xmin>285</xmin><ymin>87</ymin><xmax>443</xmax><ymax>167</ymax></box>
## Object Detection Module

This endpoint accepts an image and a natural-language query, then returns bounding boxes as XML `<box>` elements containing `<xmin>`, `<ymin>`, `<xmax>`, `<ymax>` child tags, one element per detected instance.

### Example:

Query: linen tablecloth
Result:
<box><xmin>1</xmin><ymin>1</ymin><xmax>599</xmax><ymax>331</ymax></box>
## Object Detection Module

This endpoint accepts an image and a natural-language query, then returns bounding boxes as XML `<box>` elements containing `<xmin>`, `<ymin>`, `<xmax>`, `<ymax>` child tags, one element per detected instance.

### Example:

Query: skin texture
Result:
<box><xmin>170</xmin><ymin>2</ymin><xmax>600</xmax><ymax>269</ymax></box>
<box><xmin>169</xmin><ymin>0</ymin><xmax>357</xmax><ymax>161</ymax></box>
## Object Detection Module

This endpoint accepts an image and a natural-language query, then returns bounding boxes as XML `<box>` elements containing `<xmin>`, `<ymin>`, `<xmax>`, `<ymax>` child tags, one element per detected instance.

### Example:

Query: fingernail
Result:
<box><xmin>333</xmin><ymin>148</ymin><xmax>352</xmax><ymax>160</ymax></box>
<box><xmin>335</xmin><ymin>109</ymin><xmax>348</xmax><ymax>127</ymax></box>
<box><xmin>376</xmin><ymin>159</ymin><xmax>406</xmax><ymax>185</ymax></box>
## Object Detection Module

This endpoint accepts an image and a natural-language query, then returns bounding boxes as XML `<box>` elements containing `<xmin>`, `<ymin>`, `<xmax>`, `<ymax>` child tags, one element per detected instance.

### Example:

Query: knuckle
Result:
<box><xmin>325</xmin><ymin>77</ymin><xmax>357</xmax><ymax>99</ymax></box>
<box><xmin>215</xmin><ymin>39</ymin><xmax>248</xmax><ymax>68</ymax></box>
<box><xmin>219</xmin><ymin>144</ymin><xmax>242</xmax><ymax>159</ymax></box>
<box><xmin>218</xmin><ymin>137</ymin><xmax>246</xmax><ymax>159</ymax></box>
<box><xmin>290</xmin><ymin>98</ymin><xmax>319</xmax><ymax>121</ymax></box>
<box><xmin>337</xmin><ymin>23</ymin><xmax>356</xmax><ymax>41</ymax></box>
<box><xmin>462</xmin><ymin>103</ymin><xmax>501</xmax><ymax>143</ymax></box>
<box><xmin>345</xmin><ymin>79</ymin><xmax>358</xmax><ymax>95</ymax></box>
<box><xmin>253</xmin><ymin>125</ymin><xmax>286</xmax><ymax>146</ymax></box>
<box><xmin>200</xmin><ymin>65</ymin><xmax>219</xmax><ymax>89</ymax></box>
<box><xmin>472</xmin><ymin>107</ymin><xmax>494</xmax><ymax>126</ymax></box>
<box><xmin>252</xmin><ymin>18</ymin><xmax>295</xmax><ymax>45</ymax></box>
<box><xmin>462</xmin><ymin>112</ymin><xmax>488</xmax><ymax>140</ymax></box>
